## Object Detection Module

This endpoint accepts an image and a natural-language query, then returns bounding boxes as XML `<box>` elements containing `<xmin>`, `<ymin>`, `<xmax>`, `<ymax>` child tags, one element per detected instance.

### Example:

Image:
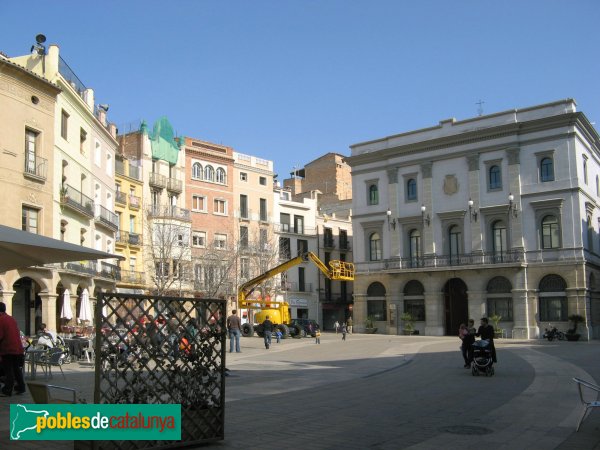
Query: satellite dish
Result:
<box><xmin>35</xmin><ymin>34</ymin><xmax>47</xmax><ymax>44</ymax></box>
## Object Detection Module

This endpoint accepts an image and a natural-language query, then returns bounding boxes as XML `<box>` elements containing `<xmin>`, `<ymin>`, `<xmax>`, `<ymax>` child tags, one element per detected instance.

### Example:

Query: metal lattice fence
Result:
<box><xmin>76</xmin><ymin>293</ymin><xmax>226</xmax><ymax>450</ymax></box>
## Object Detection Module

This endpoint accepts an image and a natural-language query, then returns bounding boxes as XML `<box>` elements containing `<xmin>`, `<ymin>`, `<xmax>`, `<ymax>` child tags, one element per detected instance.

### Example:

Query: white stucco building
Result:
<box><xmin>347</xmin><ymin>99</ymin><xmax>600</xmax><ymax>340</ymax></box>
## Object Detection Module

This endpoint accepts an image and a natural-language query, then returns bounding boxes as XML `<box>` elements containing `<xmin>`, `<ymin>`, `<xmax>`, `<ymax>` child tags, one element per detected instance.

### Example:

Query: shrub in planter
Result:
<box><xmin>566</xmin><ymin>314</ymin><xmax>585</xmax><ymax>341</ymax></box>
<box><xmin>400</xmin><ymin>312</ymin><xmax>415</xmax><ymax>335</ymax></box>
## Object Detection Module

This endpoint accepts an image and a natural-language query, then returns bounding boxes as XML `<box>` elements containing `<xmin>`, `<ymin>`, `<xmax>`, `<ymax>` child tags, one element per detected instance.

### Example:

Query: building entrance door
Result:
<box><xmin>444</xmin><ymin>278</ymin><xmax>468</xmax><ymax>336</ymax></box>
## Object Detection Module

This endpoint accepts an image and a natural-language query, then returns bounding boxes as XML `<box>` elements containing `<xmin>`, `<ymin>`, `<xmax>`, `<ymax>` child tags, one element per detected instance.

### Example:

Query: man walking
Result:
<box><xmin>262</xmin><ymin>315</ymin><xmax>274</xmax><ymax>349</ymax></box>
<box><xmin>0</xmin><ymin>302</ymin><xmax>26</xmax><ymax>396</ymax></box>
<box><xmin>227</xmin><ymin>310</ymin><xmax>242</xmax><ymax>353</ymax></box>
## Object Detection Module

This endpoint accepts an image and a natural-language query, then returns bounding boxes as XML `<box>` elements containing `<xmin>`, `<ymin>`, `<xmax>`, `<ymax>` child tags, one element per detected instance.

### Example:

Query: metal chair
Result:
<box><xmin>37</xmin><ymin>348</ymin><xmax>67</xmax><ymax>379</ymax></box>
<box><xmin>572</xmin><ymin>377</ymin><xmax>600</xmax><ymax>431</ymax></box>
<box><xmin>26</xmin><ymin>381</ymin><xmax>76</xmax><ymax>404</ymax></box>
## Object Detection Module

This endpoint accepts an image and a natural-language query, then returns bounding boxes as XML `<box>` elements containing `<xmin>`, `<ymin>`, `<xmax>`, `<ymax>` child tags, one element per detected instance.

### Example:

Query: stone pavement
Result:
<box><xmin>1</xmin><ymin>333</ymin><xmax>600</xmax><ymax>449</ymax></box>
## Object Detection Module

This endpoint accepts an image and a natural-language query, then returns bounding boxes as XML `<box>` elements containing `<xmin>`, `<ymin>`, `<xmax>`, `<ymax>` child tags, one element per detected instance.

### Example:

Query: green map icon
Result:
<box><xmin>10</xmin><ymin>404</ymin><xmax>49</xmax><ymax>440</ymax></box>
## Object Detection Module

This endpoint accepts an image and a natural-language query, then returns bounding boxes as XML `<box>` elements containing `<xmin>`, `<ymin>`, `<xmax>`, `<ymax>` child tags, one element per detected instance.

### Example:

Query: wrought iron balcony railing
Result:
<box><xmin>96</xmin><ymin>204</ymin><xmax>119</xmax><ymax>230</ymax></box>
<box><xmin>323</xmin><ymin>237</ymin><xmax>335</xmax><ymax>248</ymax></box>
<box><xmin>129</xmin><ymin>195</ymin><xmax>141</xmax><ymax>209</ymax></box>
<box><xmin>167</xmin><ymin>178</ymin><xmax>182</xmax><ymax>193</ymax></box>
<box><xmin>149</xmin><ymin>172</ymin><xmax>167</xmax><ymax>189</ymax></box>
<box><xmin>128</xmin><ymin>232</ymin><xmax>142</xmax><ymax>246</ymax></box>
<box><xmin>61</xmin><ymin>185</ymin><xmax>94</xmax><ymax>218</ymax></box>
<box><xmin>119</xmin><ymin>269</ymin><xmax>145</xmax><ymax>285</ymax></box>
<box><xmin>116</xmin><ymin>230</ymin><xmax>129</xmax><ymax>245</ymax></box>
<box><xmin>24</xmin><ymin>154</ymin><xmax>48</xmax><ymax>181</ymax></box>
<box><xmin>115</xmin><ymin>190</ymin><xmax>127</xmax><ymax>205</ymax></box>
<box><xmin>148</xmin><ymin>205</ymin><xmax>191</xmax><ymax>221</ymax></box>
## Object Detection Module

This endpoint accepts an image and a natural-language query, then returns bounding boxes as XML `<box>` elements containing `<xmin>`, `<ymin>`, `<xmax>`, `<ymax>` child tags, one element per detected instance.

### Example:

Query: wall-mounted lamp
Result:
<box><xmin>468</xmin><ymin>198</ymin><xmax>478</xmax><ymax>222</ymax></box>
<box><xmin>30</xmin><ymin>34</ymin><xmax>46</xmax><ymax>56</ymax></box>
<box><xmin>387</xmin><ymin>208</ymin><xmax>396</xmax><ymax>230</ymax></box>
<box><xmin>508</xmin><ymin>193</ymin><xmax>519</xmax><ymax>218</ymax></box>
<box><xmin>421</xmin><ymin>204</ymin><xmax>430</xmax><ymax>227</ymax></box>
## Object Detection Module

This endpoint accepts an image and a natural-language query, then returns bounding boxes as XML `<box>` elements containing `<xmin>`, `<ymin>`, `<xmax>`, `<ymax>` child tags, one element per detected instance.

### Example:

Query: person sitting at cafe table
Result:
<box><xmin>37</xmin><ymin>323</ymin><xmax>59</xmax><ymax>348</ymax></box>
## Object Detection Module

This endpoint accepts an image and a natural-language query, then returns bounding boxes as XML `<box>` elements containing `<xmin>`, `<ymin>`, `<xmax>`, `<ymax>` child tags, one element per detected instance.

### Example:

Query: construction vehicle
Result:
<box><xmin>238</xmin><ymin>252</ymin><xmax>354</xmax><ymax>338</ymax></box>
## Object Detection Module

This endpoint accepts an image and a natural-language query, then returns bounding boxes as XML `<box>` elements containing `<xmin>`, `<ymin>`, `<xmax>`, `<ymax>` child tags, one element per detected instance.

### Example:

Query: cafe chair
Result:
<box><xmin>26</xmin><ymin>381</ymin><xmax>76</xmax><ymax>404</ymax></box>
<box><xmin>37</xmin><ymin>348</ymin><xmax>67</xmax><ymax>379</ymax></box>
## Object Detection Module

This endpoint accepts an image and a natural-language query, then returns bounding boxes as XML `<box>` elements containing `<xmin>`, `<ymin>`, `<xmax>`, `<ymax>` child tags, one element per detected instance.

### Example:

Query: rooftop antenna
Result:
<box><xmin>476</xmin><ymin>99</ymin><xmax>485</xmax><ymax>116</ymax></box>
<box><xmin>30</xmin><ymin>34</ymin><xmax>47</xmax><ymax>74</ymax></box>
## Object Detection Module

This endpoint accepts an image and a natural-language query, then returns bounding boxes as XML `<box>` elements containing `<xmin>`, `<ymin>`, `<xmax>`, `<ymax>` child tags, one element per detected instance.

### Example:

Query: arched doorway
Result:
<box><xmin>12</xmin><ymin>277</ymin><xmax>42</xmax><ymax>335</ymax></box>
<box><xmin>443</xmin><ymin>278</ymin><xmax>468</xmax><ymax>335</ymax></box>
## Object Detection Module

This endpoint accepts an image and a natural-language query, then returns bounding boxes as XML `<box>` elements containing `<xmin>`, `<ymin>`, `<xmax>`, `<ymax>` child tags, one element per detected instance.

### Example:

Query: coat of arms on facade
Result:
<box><xmin>443</xmin><ymin>175</ymin><xmax>459</xmax><ymax>195</ymax></box>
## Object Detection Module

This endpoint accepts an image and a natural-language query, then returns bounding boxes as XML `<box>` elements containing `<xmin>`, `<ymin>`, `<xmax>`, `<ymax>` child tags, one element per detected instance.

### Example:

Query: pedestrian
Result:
<box><xmin>334</xmin><ymin>320</ymin><xmax>340</xmax><ymax>334</ymax></box>
<box><xmin>347</xmin><ymin>317</ymin><xmax>353</xmax><ymax>334</ymax></box>
<box><xmin>315</xmin><ymin>329</ymin><xmax>321</xmax><ymax>344</ymax></box>
<box><xmin>275</xmin><ymin>330</ymin><xmax>282</xmax><ymax>343</ymax></box>
<box><xmin>262</xmin><ymin>315</ymin><xmax>274</xmax><ymax>349</ymax></box>
<box><xmin>227</xmin><ymin>310</ymin><xmax>242</xmax><ymax>353</ymax></box>
<box><xmin>341</xmin><ymin>324</ymin><xmax>347</xmax><ymax>341</ymax></box>
<box><xmin>465</xmin><ymin>319</ymin><xmax>476</xmax><ymax>365</ymax></box>
<box><xmin>476</xmin><ymin>317</ymin><xmax>497</xmax><ymax>363</ymax></box>
<box><xmin>459</xmin><ymin>323</ymin><xmax>469</xmax><ymax>368</ymax></box>
<box><xmin>0</xmin><ymin>302</ymin><xmax>26</xmax><ymax>397</ymax></box>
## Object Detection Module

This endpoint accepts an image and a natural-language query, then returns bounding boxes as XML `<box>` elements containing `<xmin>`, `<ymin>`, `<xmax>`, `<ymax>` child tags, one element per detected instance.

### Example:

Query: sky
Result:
<box><xmin>2</xmin><ymin>1</ymin><xmax>600</xmax><ymax>178</ymax></box>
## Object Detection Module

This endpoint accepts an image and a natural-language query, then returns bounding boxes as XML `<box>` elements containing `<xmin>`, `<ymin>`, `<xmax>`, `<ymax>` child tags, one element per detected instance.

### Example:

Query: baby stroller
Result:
<box><xmin>471</xmin><ymin>339</ymin><xmax>494</xmax><ymax>377</ymax></box>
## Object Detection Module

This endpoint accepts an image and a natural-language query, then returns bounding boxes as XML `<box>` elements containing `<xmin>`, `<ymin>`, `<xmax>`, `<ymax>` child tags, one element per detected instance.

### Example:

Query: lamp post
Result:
<box><xmin>387</xmin><ymin>208</ymin><xmax>396</xmax><ymax>230</ymax></box>
<box><xmin>468</xmin><ymin>198</ymin><xmax>478</xmax><ymax>222</ymax></box>
<box><xmin>421</xmin><ymin>205</ymin><xmax>430</xmax><ymax>227</ymax></box>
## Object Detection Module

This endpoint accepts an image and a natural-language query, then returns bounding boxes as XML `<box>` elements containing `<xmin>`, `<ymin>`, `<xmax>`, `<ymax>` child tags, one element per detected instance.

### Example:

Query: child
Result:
<box><xmin>341</xmin><ymin>324</ymin><xmax>347</xmax><ymax>341</ymax></box>
<box><xmin>315</xmin><ymin>329</ymin><xmax>321</xmax><ymax>344</ymax></box>
<box><xmin>275</xmin><ymin>330</ymin><xmax>282</xmax><ymax>343</ymax></box>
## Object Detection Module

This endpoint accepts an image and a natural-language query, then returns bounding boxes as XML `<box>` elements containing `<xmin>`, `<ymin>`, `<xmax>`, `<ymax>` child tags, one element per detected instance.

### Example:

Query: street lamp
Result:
<box><xmin>468</xmin><ymin>198</ymin><xmax>478</xmax><ymax>222</ymax></box>
<box><xmin>508</xmin><ymin>193</ymin><xmax>519</xmax><ymax>217</ymax></box>
<box><xmin>421</xmin><ymin>204</ymin><xmax>430</xmax><ymax>227</ymax></box>
<box><xmin>387</xmin><ymin>208</ymin><xmax>396</xmax><ymax>230</ymax></box>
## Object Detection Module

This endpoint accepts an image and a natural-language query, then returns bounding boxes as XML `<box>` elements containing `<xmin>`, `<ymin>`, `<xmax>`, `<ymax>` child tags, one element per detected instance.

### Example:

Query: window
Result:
<box><xmin>587</xmin><ymin>216</ymin><xmax>594</xmax><ymax>252</ymax></box>
<box><xmin>406</xmin><ymin>178</ymin><xmax>417</xmax><ymax>201</ymax></box>
<box><xmin>279</xmin><ymin>237</ymin><xmax>291</xmax><ymax>259</ymax></box>
<box><xmin>583</xmin><ymin>157</ymin><xmax>588</xmax><ymax>185</ymax></box>
<box><xmin>192</xmin><ymin>195</ymin><xmax>207</xmax><ymax>212</ymax></box>
<box><xmin>280</xmin><ymin>213</ymin><xmax>290</xmax><ymax>232</ymax></box>
<box><xmin>324</xmin><ymin>227</ymin><xmax>334</xmax><ymax>247</ymax></box>
<box><xmin>259</xmin><ymin>176</ymin><xmax>267</xmax><ymax>186</ymax></box>
<box><xmin>204</xmin><ymin>165</ymin><xmax>215</xmax><ymax>182</ymax></box>
<box><xmin>340</xmin><ymin>229</ymin><xmax>349</xmax><ymax>249</ymax></box>
<box><xmin>596</xmin><ymin>175</ymin><xmax>599</xmax><ymax>196</ymax></box>
<box><xmin>540</xmin><ymin>157</ymin><xmax>554</xmax><ymax>182</ymax></box>
<box><xmin>260</xmin><ymin>198</ymin><xmax>267</xmax><ymax>221</ymax></box>
<box><xmin>61</xmin><ymin>109</ymin><xmax>69</xmax><ymax>140</ymax></box>
<box><xmin>192</xmin><ymin>162</ymin><xmax>203</xmax><ymax>179</ymax></box>
<box><xmin>240</xmin><ymin>172</ymin><xmax>247</xmax><ymax>182</ymax></box>
<box><xmin>129</xmin><ymin>215</ymin><xmax>135</xmax><ymax>233</ymax></box>
<box><xmin>214</xmin><ymin>233</ymin><xmax>227</xmax><ymax>249</ymax></box>
<box><xmin>106</xmin><ymin>153</ymin><xmax>113</xmax><ymax>176</ymax></box>
<box><xmin>172</xmin><ymin>260</ymin><xmax>181</xmax><ymax>280</ymax></box>
<box><xmin>489</xmin><ymin>165</ymin><xmax>501</xmax><ymax>189</ymax></box>
<box><xmin>95</xmin><ymin>141</ymin><xmax>101</xmax><ymax>166</ymax></box>
<box><xmin>216</xmin><ymin>168</ymin><xmax>226</xmax><ymax>184</ymax></box>
<box><xmin>539</xmin><ymin>274</ymin><xmax>567</xmax><ymax>321</ymax></box>
<box><xmin>214</xmin><ymin>199</ymin><xmax>226</xmax><ymax>215</ymax></box>
<box><xmin>369</xmin><ymin>232</ymin><xmax>381</xmax><ymax>261</ymax></box>
<box><xmin>80</xmin><ymin>128</ymin><xmax>87</xmax><ymax>154</ymax></box>
<box><xmin>492</xmin><ymin>221</ymin><xmax>507</xmax><ymax>261</ymax></box>
<box><xmin>240</xmin><ymin>226</ymin><xmax>249</xmax><ymax>248</ymax></box>
<box><xmin>240</xmin><ymin>195</ymin><xmax>248</xmax><ymax>218</ymax></box>
<box><xmin>409</xmin><ymin>229</ymin><xmax>421</xmax><ymax>267</ymax></box>
<box><xmin>177</xmin><ymin>233</ymin><xmax>185</xmax><ymax>247</ymax></box>
<box><xmin>192</xmin><ymin>231</ymin><xmax>206</xmax><ymax>248</ymax></box>
<box><xmin>448</xmin><ymin>226</ymin><xmax>461</xmax><ymax>263</ymax></box>
<box><xmin>298</xmin><ymin>267</ymin><xmax>306</xmax><ymax>291</ymax></box>
<box><xmin>22</xmin><ymin>206</ymin><xmax>39</xmax><ymax>233</ymax></box>
<box><xmin>297</xmin><ymin>239</ymin><xmax>308</xmax><ymax>255</ymax></box>
<box><xmin>486</xmin><ymin>276</ymin><xmax>513</xmax><ymax>321</ymax></box>
<box><xmin>24</xmin><ymin>129</ymin><xmax>39</xmax><ymax>175</ymax></box>
<box><xmin>260</xmin><ymin>229</ymin><xmax>268</xmax><ymax>250</ymax></box>
<box><xmin>294</xmin><ymin>215</ymin><xmax>304</xmax><ymax>234</ymax></box>
<box><xmin>368</xmin><ymin>184</ymin><xmax>379</xmax><ymax>205</ymax></box>
<box><xmin>541</xmin><ymin>215</ymin><xmax>560</xmax><ymax>249</ymax></box>
<box><xmin>405</xmin><ymin>300</ymin><xmax>425</xmax><ymax>321</ymax></box>
<box><xmin>240</xmin><ymin>258</ymin><xmax>250</xmax><ymax>279</ymax></box>
<box><xmin>155</xmin><ymin>261</ymin><xmax>169</xmax><ymax>278</ymax></box>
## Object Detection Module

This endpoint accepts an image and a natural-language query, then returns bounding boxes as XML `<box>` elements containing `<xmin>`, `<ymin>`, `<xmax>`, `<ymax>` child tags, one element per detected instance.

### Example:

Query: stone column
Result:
<box><xmin>567</xmin><ymin>287</ymin><xmax>589</xmax><ymax>340</ymax></box>
<box><xmin>387</xmin><ymin>294</ymin><xmax>402</xmax><ymax>335</ymax></box>
<box><xmin>386</xmin><ymin>168</ymin><xmax>401</xmax><ymax>258</ymax></box>
<box><xmin>39</xmin><ymin>293</ymin><xmax>58</xmax><ymax>332</ymax></box>
<box><xmin>467</xmin><ymin>154</ymin><xmax>482</xmax><ymax>253</ymax></box>
<box><xmin>466</xmin><ymin>290</ymin><xmax>486</xmax><ymax>321</ymax></box>
<box><xmin>421</xmin><ymin>162</ymin><xmax>434</xmax><ymax>255</ymax></box>
<box><xmin>507</xmin><ymin>148</ymin><xmax>524</xmax><ymax>251</ymax></box>
<box><xmin>0</xmin><ymin>290</ymin><xmax>16</xmax><ymax>314</ymax></box>
<box><xmin>424</xmin><ymin>291</ymin><xmax>444</xmax><ymax>336</ymax></box>
<box><xmin>353</xmin><ymin>294</ymin><xmax>367</xmax><ymax>333</ymax></box>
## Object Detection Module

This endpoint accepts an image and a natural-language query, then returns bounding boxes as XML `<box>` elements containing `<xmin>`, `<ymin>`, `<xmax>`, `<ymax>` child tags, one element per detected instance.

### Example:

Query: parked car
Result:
<box><xmin>289</xmin><ymin>318</ymin><xmax>320</xmax><ymax>337</ymax></box>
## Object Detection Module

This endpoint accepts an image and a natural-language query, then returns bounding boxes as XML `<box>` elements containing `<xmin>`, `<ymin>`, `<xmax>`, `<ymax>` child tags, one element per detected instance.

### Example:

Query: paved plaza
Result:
<box><xmin>1</xmin><ymin>333</ymin><xmax>600</xmax><ymax>449</ymax></box>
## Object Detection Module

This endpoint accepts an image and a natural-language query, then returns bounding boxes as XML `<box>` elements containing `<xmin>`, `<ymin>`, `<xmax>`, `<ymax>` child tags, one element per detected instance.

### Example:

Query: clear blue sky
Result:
<box><xmin>2</xmin><ymin>1</ymin><xmax>599</xmax><ymax>177</ymax></box>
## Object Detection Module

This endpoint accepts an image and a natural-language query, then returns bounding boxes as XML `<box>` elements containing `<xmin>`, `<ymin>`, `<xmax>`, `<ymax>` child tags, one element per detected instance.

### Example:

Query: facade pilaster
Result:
<box><xmin>467</xmin><ymin>154</ymin><xmax>482</xmax><ymax>253</ymax></box>
<box><xmin>507</xmin><ymin>148</ymin><xmax>523</xmax><ymax>251</ymax></box>
<box><xmin>39</xmin><ymin>293</ymin><xmax>58</xmax><ymax>332</ymax></box>
<box><xmin>424</xmin><ymin>291</ymin><xmax>444</xmax><ymax>335</ymax></box>
<box><xmin>0</xmin><ymin>290</ymin><xmax>16</xmax><ymax>314</ymax></box>
<box><xmin>421</xmin><ymin>162</ymin><xmax>434</xmax><ymax>255</ymax></box>
<box><xmin>387</xmin><ymin>168</ymin><xmax>400</xmax><ymax>258</ymax></box>
<box><xmin>353</xmin><ymin>293</ymin><xmax>367</xmax><ymax>333</ymax></box>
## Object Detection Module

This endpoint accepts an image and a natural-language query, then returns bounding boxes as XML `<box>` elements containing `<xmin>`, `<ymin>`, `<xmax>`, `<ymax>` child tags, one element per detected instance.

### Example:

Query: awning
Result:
<box><xmin>0</xmin><ymin>224</ymin><xmax>123</xmax><ymax>272</ymax></box>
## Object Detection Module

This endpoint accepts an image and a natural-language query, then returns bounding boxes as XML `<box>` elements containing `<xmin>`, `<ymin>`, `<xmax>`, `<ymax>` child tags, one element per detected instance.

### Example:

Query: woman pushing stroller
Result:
<box><xmin>475</xmin><ymin>317</ymin><xmax>497</xmax><ymax>363</ymax></box>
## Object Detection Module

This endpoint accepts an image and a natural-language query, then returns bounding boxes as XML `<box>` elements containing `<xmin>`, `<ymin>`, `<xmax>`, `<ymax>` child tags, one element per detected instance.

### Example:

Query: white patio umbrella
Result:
<box><xmin>78</xmin><ymin>288</ymin><xmax>92</xmax><ymax>323</ymax></box>
<box><xmin>60</xmin><ymin>289</ymin><xmax>73</xmax><ymax>321</ymax></box>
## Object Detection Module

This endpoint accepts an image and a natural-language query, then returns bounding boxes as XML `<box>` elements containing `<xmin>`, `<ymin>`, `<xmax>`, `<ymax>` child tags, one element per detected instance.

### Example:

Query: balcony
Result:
<box><xmin>128</xmin><ymin>232</ymin><xmax>142</xmax><ymax>246</ymax></box>
<box><xmin>95</xmin><ymin>204</ymin><xmax>119</xmax><ymax>231</ymax></box>
<box><xmin>24</xmin><ymin>154</ymin><xmax>48</xmax><ymax>181</ymax></box>
<box><xmin>119</xmin><ymin>269</ymin><xmax>145</xmax><ymax>285</ymax></box>
<box><xmin>129</xmin><ymin>195</ymin><xmax>141</xmax><ymax>210</ymax></box>
<box><xmin>323</xmin><ymin>237</ymin><xmax>335</xmax><ymax>248</ymax></box>
<box><xmin>115</xmin><ymin>190</ymin><xmax>127</xmax><ymax>205</ymax></box>
<box><xmin>339</xmin><ymin>239</ymin><xmax>351</xmax><ymax>251</ymax></box>
<box><xmin>167</xmin><ymin>178</ymin><xmax>182</xmax><ymax>193</ymax></box>
<box><xmin>100</xmin><ymin>262</ymin><xmax>121</xmax><ymax>280</ymax></box>
<box><xmin>61</xmin><ymin>185</ymin><xmax>94</xmax><ymax>218</ymax></box>
<box><xmin>116</xmin><ymin>230</ymin><xmax>129</xmax><ymax>246</ymax></box>
<box><xmin>149</xmin><ymin>172</ymin><xmax>167</xmax><ymax>189</ymax></box>
<box><xmin>355</xmin><ymin>250</ymin><xmax>526</xmax><ymax>273</ymax></box>
<box><xmin>148</xmin><ymin>205</ymin><xmax>191</xmax><ymax>222</ymax></box>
